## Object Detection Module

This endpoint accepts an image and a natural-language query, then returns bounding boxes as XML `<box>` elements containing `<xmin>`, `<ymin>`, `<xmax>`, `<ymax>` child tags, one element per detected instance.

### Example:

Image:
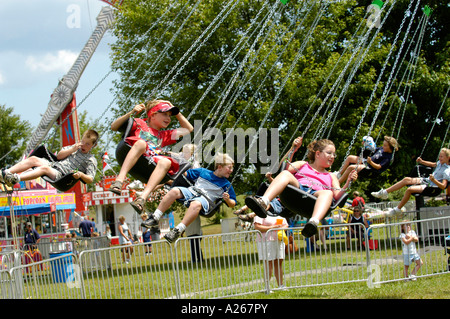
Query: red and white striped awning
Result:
<box><xmin>87</xmin><ymin>197</ymin><xmax>132</xmax><ymax>206</ymax></box>
<box><xmin>84</xmin><ymin>189</ymin><xmax>133</xmax><ymax>207</ymax></box>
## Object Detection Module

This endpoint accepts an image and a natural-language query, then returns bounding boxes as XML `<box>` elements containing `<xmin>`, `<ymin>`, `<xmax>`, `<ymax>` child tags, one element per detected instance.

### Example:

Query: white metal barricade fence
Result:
<box><xmin>2</xmin><ymin>214</ymin><xmax>450</xmax><ymax>298</ymax></box>
<box><xmin>367</xmin><ymin>216</ymin><xmax>450</xmax><ymax>285</ymax></box>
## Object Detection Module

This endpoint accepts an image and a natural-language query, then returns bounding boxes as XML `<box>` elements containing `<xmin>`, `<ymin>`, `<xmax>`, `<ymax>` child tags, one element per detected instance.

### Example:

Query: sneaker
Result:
<box><xmin>141</xmin><ymin>214</ymin><xmax>159</xmax><ymax>228</ymax></box>
<box><xmin>164</xmin><ymin>228</ymin><xmax>181</xmax><ymax>244</ymax></box>
<box><xmin>387</xmin><ymin>207</ymin><xmax>402</xmax><ymax>217</ymax></box>
<box><xmin>244</xmin><ymin>196</ymin><xmax>268</xmax><ymax>218</ymax></box>
<box><xmin>371</xmin><ymin>189</ymin><xmax>388</xmax><ymax>200</ymax></box>
<box><xmin>3</xmin><ymin>171</ymin><xmax>19</xmax><ymax>187</ymax></box>
<box><xmin>410</xmin><ymin>274</ymin><xmax>417</xmax><ymax>281</ymax></box>
<box><xmin>302</xmin><ymin>220</ymin><xmax>318</xmax><ymax>238</ymax></box>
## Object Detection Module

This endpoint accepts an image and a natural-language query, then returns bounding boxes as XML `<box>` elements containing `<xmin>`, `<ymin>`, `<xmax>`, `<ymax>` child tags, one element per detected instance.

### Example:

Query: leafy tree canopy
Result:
<box><xmin>110</xmin><ymin>0</ymin><xmax>449</xmax><ymax>196</ymax></box>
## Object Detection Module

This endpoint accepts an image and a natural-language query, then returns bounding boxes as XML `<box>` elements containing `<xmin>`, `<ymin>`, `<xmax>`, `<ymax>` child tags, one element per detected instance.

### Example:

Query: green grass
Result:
<box><xmin>14</xmin><ymin>199</ymin><xmax>450</xmax><ymax>299</ymax></box>
<box><xmin>244</xmin><ymin>274</ymin><xmax>450</xmax><ymax>299</ymax></box>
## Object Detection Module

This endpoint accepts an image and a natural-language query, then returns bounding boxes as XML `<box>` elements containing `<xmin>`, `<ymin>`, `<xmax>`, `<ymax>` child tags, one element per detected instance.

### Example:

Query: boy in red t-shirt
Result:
<box><xmin>110</xmin><ymin>100</ymin><xmax>193</xmax><ymax>213</ymax></box>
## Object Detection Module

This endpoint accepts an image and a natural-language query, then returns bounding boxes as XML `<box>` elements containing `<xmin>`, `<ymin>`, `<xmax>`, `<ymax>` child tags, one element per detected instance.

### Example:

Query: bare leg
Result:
<box><xmin>339</xmin><ymin>164</ymin><xmax>364</xmax><ymax>184</ymax></box>
<box><xmin>267</xmin><ymin>260</ymin><xmax>274</xmax><ymax>282</ymax></box>
<box><xmin>7</xmin><ymin>156</ymin><xmax>59</xmax><ymax>181</ymax></box>
<box><xmin>263</xmin><ymin>170</ymin><xmax>299</xmax><ymax>201</ymax></box>
<box><xmin>157</xmin><ymin>188</ymin><xmax>183</xmax><ymax>213</ymax></box>
<box><xmin>311</xmin><ymin>190</ymin><xmax>333</xmax><ymax>221</ymax></box>
<box><xmin>396</xmin><ymin>185</ymin><xmax>425</xmax><ymax>209</ymax></box>
<box><xmin>338</xmin><ymin>155</ymin><xmax>359</xmax><ymax>175</ymax></box>
<box><xmin>404</xmin><ymin>265</ymin><xmax>409</xmax><ymax>278</ymax></box>
<box><xmin>411</xmin><ymin>259</ymin><xmax>423</xmax><ymax>276</ymax></box>
<box><xmin>273</xmin><ymin>259</ymin><xmax>284</xmax><ymax>286</ymax></box>
<box><xmin>180</xmin><ymin>200</ymin><xmax>203</xmax><ymax>228</ymax></box>
<box><xmin>140</xmin><ymin>157</ymin><xmax>172</xmax><ymax>200</ymax></box>
<box><xmin>18</xmin><ymin>166</ymin><xmax>59</xmax><ymax>181</ymax></box>
<box><xmin>386</xmin><ymin>177</ymin><xmax>422</xmax><ymax>193</ymax></box>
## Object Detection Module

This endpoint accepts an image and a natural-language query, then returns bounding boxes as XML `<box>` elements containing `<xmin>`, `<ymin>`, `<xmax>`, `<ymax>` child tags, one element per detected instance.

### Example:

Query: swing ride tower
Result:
<box><xmin>23</xmin><ymin>1</ymin><xmax>120</xmax><ymax>212</ymax></box>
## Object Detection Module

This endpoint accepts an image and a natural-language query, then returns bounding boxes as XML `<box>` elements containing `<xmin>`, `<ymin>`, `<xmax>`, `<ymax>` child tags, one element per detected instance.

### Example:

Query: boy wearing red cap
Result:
<box><xmin>110</xmin><ymin>100</ymin><xmax>193</xmax><ymax>213</ymax></box>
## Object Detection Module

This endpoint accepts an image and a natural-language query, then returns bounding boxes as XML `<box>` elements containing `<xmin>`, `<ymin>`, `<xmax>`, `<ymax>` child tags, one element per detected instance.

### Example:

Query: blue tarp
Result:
<box><xmin>0</xmin><ymin>204</ymin><xmax>51</xmax><ymax>217</ymax></box>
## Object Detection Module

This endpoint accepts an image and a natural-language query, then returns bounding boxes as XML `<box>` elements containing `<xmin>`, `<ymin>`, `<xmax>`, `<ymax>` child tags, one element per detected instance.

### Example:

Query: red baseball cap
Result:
<box><xmin>147</xmin><ymin>102</ymin><xmax>180</xmax><ymax>117</ymax></box>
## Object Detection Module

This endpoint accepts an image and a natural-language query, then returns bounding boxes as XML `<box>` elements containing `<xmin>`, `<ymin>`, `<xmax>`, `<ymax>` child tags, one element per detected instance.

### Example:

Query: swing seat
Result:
<box><xmin>412</xmin><ymin>180</ymin><xmax>449</xmax><ymax>210</ymax></box>
<box><xmin>357</xmin><ymin>167</ymin><xmax>382</xmax><ymax>179</ymax></box>
<box><xmin>115</xmin><ymin>117</ymin><xmax>191</xmax><ymax>185</ymax></box>
<box><xmin>28</xmin><ymin>145</ymin><xmax>84</xmax><ymax>192</ymax></box>
<box><xmin>409</xmin><ymin>164</ymin><xmax>433</xmax><ymax>178</ymax></box>
<box><xmin>170</xmin><ymin>173</ymin><xmax>224</xmax><ymax>218</ymax></box>
<box><xmin>279</xmin><ymin>184</ymin><xmax>349</xmax><ymax>219</ymax></box>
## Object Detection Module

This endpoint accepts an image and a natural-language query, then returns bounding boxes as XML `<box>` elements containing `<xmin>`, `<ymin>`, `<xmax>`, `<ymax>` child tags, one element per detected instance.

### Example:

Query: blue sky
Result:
<box><xmin>0</xmin><ymin>0</ymin><xmax>118</xmax><ymax>131</ymax></box>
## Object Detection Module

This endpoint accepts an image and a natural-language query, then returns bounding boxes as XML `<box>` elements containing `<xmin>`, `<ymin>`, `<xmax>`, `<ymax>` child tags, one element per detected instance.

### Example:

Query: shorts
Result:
<box><xmin>255</xmin><ymin>196</ymin><xmax>283</xmax><ymax>216</ymax></box>
<box><xmin>257</xmin><ymin>241</ymin><xmax>285</xmax><ymax>261</ymax></box>
<box><xmin>299</xmin><ymin>184</ymin><xmax>317</xmax><ymax>195</ymax></box>
<box><xmin>269</xmin><ymin>198</ymin><xmax>283</xmax><ymax>215</ymax></box>
<box><xmin>142</xmin><ymin>232</ymin><xmax>151</xmax><ymax>243</ymax></box>
<box><xmin>40</xmin><ymin>158</ymin><xmax>64</xmax><ymax>180</ymax></box>
<box><xmin>176</xmin><ymin>187</ymin><xmax>210</xmax><ymax>213</ymax></box>
<box><xmin>151</xmin><ymin>155</ymin><xmax>180</xmax><ymax>176</ymax></box>
<box><xmin>403</xmin><ymin>253</ymin><xmax>421</xmax><ymax>266</ymax></box>
<box><xmin>124</xmin><ymin>139</ymin><xmax>180</xmax><ymax>175</ymax></box>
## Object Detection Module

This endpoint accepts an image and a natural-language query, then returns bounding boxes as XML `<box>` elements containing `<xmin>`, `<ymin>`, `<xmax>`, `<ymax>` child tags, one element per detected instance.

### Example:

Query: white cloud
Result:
<box><xmin>26</xmin><ymin>50</ymin><xmax>78</xmax><ymax>73</ymax></box>
<box><xmin>0</xmin><ymin>71</ymin><xmax>4</xmax><ymax>85</ymax></box>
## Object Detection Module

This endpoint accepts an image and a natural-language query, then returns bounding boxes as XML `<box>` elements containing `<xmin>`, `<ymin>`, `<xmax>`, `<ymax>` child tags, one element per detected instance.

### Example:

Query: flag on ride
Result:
<box><xmin>102</xmin><ymin>152</ymin><xmax>114</xmax><ymax>173</ymax></box>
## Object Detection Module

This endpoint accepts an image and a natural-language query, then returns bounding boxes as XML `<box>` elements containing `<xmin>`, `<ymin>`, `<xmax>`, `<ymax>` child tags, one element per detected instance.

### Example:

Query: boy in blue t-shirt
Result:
<box><xmin>142</xmin><ymin>153</ymin><xmax>236</xmax><ymax>243</ymax></box>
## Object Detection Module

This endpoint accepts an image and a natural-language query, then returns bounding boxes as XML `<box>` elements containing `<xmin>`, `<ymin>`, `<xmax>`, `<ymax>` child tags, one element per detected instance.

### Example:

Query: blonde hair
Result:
<box><xmin>306</xmin><ymin>139</ymin><xmax>335</xmax><ymax>162</ymax></box>
<box><xmin>145</xmin><ymin>99</ymin><xmax>172</xmax><ymax>115</ymax></box>
<box><xmin>440</xmin><ymin>148</ymin><xmax>450</xmax><ymax>158</ymax></box>
<box><xmin>183</xmin><ymin>144</ymin><xmax>197</xmax><ymax>155</ymax></box>
<box><xmin>384</xmin><ymin>136</ymin><xmax>399</xmax><ymax>151</ymax></box>
<box><xmin>214</xmin><ymin>152</ymin><xmax>234</xmax><ymax>170</ymax></box>
<box><xmin>141</xmin><ymin>212</ymin><xmax>148</xmax><ymax>219</ymax></box>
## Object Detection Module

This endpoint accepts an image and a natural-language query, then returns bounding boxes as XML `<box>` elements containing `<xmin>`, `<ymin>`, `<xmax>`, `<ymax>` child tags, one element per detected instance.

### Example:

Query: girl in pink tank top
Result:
<box><xmin>294</xmin><ymin>162</ymin><xmax>333</xmax><ymax>191</ymax></box>
<box><xmin>245</xmin><ymin>137</ymin><xmax>357</xmax><ymax>239</ymax></box>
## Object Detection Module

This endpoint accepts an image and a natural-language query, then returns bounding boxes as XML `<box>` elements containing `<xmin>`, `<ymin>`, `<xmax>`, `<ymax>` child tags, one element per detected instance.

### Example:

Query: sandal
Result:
<box><xmin>130</xmin><ymin>197</ymin><xmax>146</xmax><ymax>214</ymax></box>
<box><xmin>233</xmin><ymin>207</ymin><xmax>246</xmax><ymax>216</ymax></box>
<box><xmin>244</xmin><ymin>196</ymin><xmax>268</xmax><ymax>218</ymax></box>
<box><xmin>238</xmin><ymin>214</ymin><xmax>252</xmax><ymax>222</ymax></box>
<box><xmin>109</xmin><ymin>180</ymin><xmax>123</xmax><ymax>195</ymax></box>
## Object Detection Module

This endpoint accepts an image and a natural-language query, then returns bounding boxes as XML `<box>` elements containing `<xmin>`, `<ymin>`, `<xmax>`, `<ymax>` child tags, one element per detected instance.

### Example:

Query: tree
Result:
<box><xmin>0</xmin><ymin>104</ymin><xmax>32</xmax><ymax>168</ymax></box>
<box><xmin>110</xmin><ymin>0</ymin><xmax>449</xmax><ymax>194</ymax></box>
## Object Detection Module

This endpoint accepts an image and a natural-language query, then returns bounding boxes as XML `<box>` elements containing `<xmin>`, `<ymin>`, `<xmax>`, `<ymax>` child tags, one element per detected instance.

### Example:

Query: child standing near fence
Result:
<box><xmin>399</xmin><ymin>222</ymin><xmax>423</xmax><ymax>280</ymax></box>
<box><xmin>254</xmin><ymin>215</ymin><xmax>289</xmax><ymax>290</ymax></box>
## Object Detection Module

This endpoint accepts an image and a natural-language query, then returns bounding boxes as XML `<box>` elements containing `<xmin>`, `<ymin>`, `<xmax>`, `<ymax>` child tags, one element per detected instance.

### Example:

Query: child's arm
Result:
<box><xmin>254</xmin><ymin>222</ymin><xmax>278</xmax><ymax>233</ymax></box>
<box><xmin>111</xmin><ymin>104</ymin><xmax>145</xmax><ymax>131</ymax></box>
<box><xmin>172</xmin><ymin>113</ymin><xmax>194</xmax><ymax>139</ymax></box>
<box><xmin>73</xmin><ymin>171</ymin><xmax>94</xmax><ymax>184</ymax></box>
<box><xmin>366</xmin><ymin>157</ymin><xmax>381</xmax><ymax>170</ymax></box>
<box><xmin>428</xmin><ymin>174</ymin><xmax>448</xmax><ymax>190</ymax></box>
<box><xmin>401</xmin><ymin>234</ymin><xmax>414</xmax><ymax>245</ymax></box>
<box><xmin>279</xmin><ymin>137</ymin><xmax>302</xmax><ymax>169</ymax></box>
<box><xmin>332</xmin><ymin>170</ymin><xmax>357</xmax><ymax>200</ymax></box>
<box><xmin>222</xmin><ymin>192</ymin><xmax>236</xmax><ymax>208</ymax></box>
<box><xmin>56</xmin><ymin>143</ymin><xmax>82</xmax><ymax>160</ymax></box>
<box><xmin>416</xmin><ymin>157</ymin><xmax>437</xmax><ymax>168</ymax></box>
